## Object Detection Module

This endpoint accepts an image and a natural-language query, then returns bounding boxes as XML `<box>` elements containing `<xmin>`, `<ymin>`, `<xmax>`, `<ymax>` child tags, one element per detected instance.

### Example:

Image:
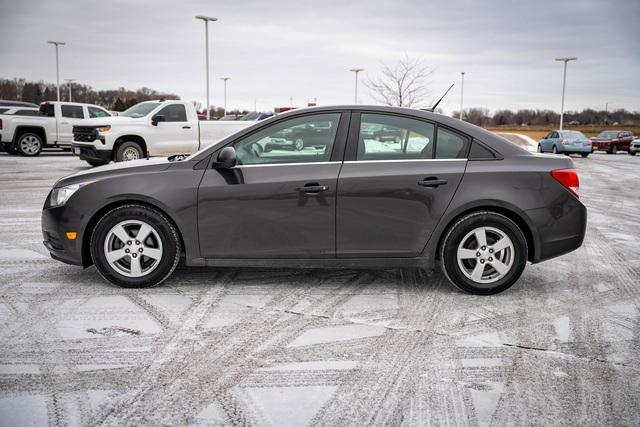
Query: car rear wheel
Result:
<box><xmin>608</xmin><ymin>144</ymin><xmax>617</xmax><ymax>154</ymax></box>
<box><xmin>116</xmin><ymin>141</ymin><xmax>143</xmax><ymax>162</ymax></box>
<box><xmin>90</xmin><ymin>204</ymin><xmax>181</xmax><ymax>288</ymax></box>
<box><xmin>440</xmin><ymin>211</ymin><xmax>527</xmax><ymax>295</ymax></box>
<box><xmin>17</xmin><ymin>133</ymin><xmax>43</xmax><ymax>156</ymax></box>
<box><xmin>581</xmin><ymin>153</ymin><xmax>589</xmax><ymax>158</ymax></box>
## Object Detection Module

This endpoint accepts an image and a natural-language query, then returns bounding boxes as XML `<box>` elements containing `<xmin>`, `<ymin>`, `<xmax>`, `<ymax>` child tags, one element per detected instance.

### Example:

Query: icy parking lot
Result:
<box><xmin>0</xmin><ymin>150</ymin><xmax>639</xmax><ymax>426</ymax></box>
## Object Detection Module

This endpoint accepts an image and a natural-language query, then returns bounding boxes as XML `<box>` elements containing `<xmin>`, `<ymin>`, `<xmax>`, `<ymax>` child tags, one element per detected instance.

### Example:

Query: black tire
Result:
<box><xmin>552</xmin><ymin>145</ymin><xmax>558</xmax><ymax>154</ymax></box>
<box><xmin>628</xmin><ymin>150</ymin><xmax>636</xmax><ymax>156</ymax></box>
<box><xmin>115</xmin><ymin>141</ymin><xmax>143</xmax><ymax>162</ymax></box>
<box><xmin>608</xmin><ymin>144</ymin><xmax>617</xmax><ymax>154</ymax></box>
<box><xmin>537</xmin><ymin>145</ymin><xmax>542</xmax><ymax>153</ymax></box>
<box><xmin>16</xmin><ymin>132</ymin><xmax>43</xmax><ymax>156</ymax></box>
<box><xmin>581</xmin><ymin>153</ymin><xmax>589</xmax><ymax>158</ymax></box>
<box><xmin>440</xmin><ymin>211</ymin><xmax>528</xmax><ymax>295</ymax></box>
<box><xmin>87</xmin><ymin>160</ymin><xmax>109</xmax><ymax>167</ymax></box>
<box><xmin>90</xmin><ymin>204</ymin><xmax>181</xmax><ymax>288</ymax></box>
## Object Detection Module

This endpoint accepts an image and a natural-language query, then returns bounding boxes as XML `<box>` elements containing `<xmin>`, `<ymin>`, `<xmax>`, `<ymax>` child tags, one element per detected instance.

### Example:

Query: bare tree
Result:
<box><xmin>366</xmin><ymin>55</ymin><xmax>433</xmax><ymax>108</ymax></box>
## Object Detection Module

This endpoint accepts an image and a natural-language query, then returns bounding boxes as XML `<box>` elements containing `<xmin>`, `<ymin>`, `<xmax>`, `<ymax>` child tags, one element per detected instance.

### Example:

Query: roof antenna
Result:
<box><xmin>424</xmin><ymin>83</ymin><xmax>454</xmax><ymax>112</ymax></box>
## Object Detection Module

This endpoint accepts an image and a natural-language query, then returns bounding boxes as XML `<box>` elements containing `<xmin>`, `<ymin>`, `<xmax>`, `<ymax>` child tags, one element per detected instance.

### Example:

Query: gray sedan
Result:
<box><xmin>42</xmin><ymin>106</ymin><xmax>586</xmax><ymax>295</ymax></box>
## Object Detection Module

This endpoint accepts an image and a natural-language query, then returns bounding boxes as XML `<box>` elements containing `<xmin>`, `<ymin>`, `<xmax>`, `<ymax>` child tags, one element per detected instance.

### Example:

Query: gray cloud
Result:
<box><xmin>0</xmin><ymin>0</ymin><xmax>638</xmax><ymax>113</ymax></box>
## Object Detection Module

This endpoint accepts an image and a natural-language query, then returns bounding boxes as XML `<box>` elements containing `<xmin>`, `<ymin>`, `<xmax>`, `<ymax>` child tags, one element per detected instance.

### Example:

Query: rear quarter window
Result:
<box><xmin>435</xmin><ymin>127</ymin><xmax>470</xmax><ymax>159</ymax></box>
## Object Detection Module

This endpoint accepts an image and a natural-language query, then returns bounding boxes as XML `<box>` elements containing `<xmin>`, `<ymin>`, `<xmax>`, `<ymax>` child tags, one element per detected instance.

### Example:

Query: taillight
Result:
<box><xmin>551</xmin><ymin>168</ymin><xmax>579</xmax><ymax>198</ymax></box>
<box><xmin>561</xmin><ymin>139</ymin><xmax>569</xmax><ymax>145</ymax></box>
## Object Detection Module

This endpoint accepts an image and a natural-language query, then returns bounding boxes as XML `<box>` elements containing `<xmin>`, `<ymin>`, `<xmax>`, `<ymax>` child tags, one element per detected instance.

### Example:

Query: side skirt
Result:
<box><xmin>188</xmin><ymin>257</ymin><xmax>434</xmax><ymax>269</ymax></box>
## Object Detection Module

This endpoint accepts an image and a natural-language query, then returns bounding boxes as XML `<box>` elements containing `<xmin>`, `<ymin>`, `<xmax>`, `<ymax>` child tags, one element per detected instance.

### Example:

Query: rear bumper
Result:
<box><xmin>72</xmin><ymin>143</ymin><xmax>111</xmax><ymax>163</ymax></box>
<box><xmin>526</xmin><ymin>196</ymin><xmax>587</xmax><ymax>263</ymax></box>
<box><xmin>557</xmin><ymin>145</ymin><xmax>592</xmax><ymax>153</ymax></box>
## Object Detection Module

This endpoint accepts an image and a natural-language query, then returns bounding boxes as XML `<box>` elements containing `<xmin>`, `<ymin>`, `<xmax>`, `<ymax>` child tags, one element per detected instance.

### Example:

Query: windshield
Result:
<box><xmin>598</xmin><ymin>131</ymin><xmax>617</xmax><ymax>138</ymax></box>
<box><xmin>560</xmin><ymin>131</ymin><xmax>586</xmax><ymax>139</ymax></box>
<box><xmin>121</xmin><ymin>102</ymin><xmax>161</xmax><ymax>118</ymax></box>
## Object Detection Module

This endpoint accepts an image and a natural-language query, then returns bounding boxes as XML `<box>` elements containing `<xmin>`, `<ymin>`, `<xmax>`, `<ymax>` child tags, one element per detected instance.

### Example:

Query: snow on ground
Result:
<box><xmin>0</xmin><ymin>151</ymin><xmax>639</xmax><ymax>425</ymax></box>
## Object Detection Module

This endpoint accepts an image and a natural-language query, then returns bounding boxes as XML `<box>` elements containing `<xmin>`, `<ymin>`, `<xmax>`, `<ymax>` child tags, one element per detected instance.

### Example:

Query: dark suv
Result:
<box><xmin>590</xmin><ymin>130</ymin><xmax>634</xmax><ymax>154</ymax></box>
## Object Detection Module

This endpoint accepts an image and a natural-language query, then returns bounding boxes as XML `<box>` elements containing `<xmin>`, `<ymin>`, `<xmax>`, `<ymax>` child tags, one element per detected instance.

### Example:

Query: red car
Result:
<box><xmin>590</xmin><ymin>130</ymin><xmax>634</xmax><ymax>154</ymax></box>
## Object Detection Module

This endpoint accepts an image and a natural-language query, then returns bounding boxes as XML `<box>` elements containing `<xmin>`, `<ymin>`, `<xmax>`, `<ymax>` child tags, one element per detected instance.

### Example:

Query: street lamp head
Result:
<box><xmin>220</xmin><ymin>77</ymin><xmax>230</xmax><ymax>81</ymax></box>
<box><xmin>195</xmin><ymin>15</ymin><xmax>218</xmax><ymax>22</ymax></box>
<box><xmin>47</xmin><ymin>41</ymin><xmax>66</xmax><ymax>46</ymax></box>
<box><xmin>555</xmin><ymin>57</ymin><xmax>578</xmax><ymax>62</ymax></box>
<box><xmin>349</xmin><ymin>68</ymin><xmax>364</xmax><ymax>73</ymax></box>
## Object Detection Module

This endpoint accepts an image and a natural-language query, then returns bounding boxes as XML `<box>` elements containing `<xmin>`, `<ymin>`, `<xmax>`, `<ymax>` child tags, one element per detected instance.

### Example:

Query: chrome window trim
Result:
<box><xmin>344</xmin><ymin>158</ymin><xmax>467</xmax><ymax>164</ymax></box>
<box><xmin>235</xmin><ymin>161</ymin><xmax>342</xmax><ymax>168</ymax></box>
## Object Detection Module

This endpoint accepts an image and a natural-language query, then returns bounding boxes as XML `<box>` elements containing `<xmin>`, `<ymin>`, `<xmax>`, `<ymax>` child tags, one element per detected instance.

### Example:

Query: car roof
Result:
<box><xmin>0</xmin><ymin>100</ymin><xmax>39</xmax><ymax>108</ymax></box>
<box><xmin>192</xmin><ymin>105</ymin><xmax>529</xmax><ymax>161</ymax></box>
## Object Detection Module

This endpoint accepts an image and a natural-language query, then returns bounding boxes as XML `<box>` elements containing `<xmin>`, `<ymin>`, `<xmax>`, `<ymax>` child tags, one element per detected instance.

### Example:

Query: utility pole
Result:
<box><xmin>195</xmin><ymin>15</ymin><xmax>218</xmax><ymax>120</ymax></box>
<box><xmin>459</xmin><ymin>71</ymin><xmax>465</xmax><ymax>120</ymax></box>
<box><xmin>605</xmin><ymin>102</ymin><xmax>610</xmax><ymax>125</ymax></box>
<box><xmin>64</xmin><ymin>79</ymin><xmax>75</xmax><ymax>102</ymax></box>
<box><xmin>220</xmin><ymin>77</ymin><xmax>230</xmax><ymax>114</ymax></box>
<box><xmin>349</xmin><ymin>68</ymin><xmax>364</xmax><ymax>104</ymax></box>
<box><xmin>47</xmin><ymin>41</ymin><xmax>66</xmax><ymax>101</ymax></box>
<box><xmin>555</xmin><ymin>57</ymin><xmax>577</xmax><ymax>130</ymax></box>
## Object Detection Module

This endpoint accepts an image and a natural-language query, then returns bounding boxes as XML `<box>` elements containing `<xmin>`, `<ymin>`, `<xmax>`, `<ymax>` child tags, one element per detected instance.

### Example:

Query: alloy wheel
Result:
<box><xmin>122</xmin><ymin>147</ymin><xmax>140</xmax><ymax>161</ymax></box>
<box><xmin>19</xmin><ymin>135</ymin><xmax>41</xmax><ymax>155</ymax></box>
<box><xmin>456</xmin><ymin>226</ymin><xmax>514</xmax><ymax>284</ymax></box>
<box><xmin>103</xmin><ymin>220</ymin><xmax>163</xmax><ymax>278</ymax></box>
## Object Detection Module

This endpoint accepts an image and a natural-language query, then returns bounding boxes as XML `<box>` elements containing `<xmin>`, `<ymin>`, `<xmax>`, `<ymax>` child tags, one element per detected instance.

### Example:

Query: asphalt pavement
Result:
<box><xmin>0</xmin><ymin>149</ymin><xmax>638</xmax><ymax>426</ymax></box>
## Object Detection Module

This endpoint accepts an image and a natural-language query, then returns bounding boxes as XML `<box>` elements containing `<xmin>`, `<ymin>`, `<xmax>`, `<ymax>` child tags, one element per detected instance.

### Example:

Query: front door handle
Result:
<box><xmin>296</xmin><ymin>184</ymin><xmax>329</xmax><ymax>195</ymax></box>
<box><xmin>182</xmin><ymin>126</ymin><xmax>191</xmax><ymax>129</ymax></box>
<box><xmin>418</xmin><ymin>177</ymin><xmax>448</xmax><ymax>187</ymax></box>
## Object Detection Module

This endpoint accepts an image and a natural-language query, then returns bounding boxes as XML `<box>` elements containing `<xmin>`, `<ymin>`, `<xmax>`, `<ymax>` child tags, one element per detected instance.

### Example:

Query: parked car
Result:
<box><xmin>590</xmin><ymin>130</ymin><xmax>634</xmax><ymax>154</ymax></box>
<box><xmin>0</xmin><ymin>102</ymin><xmax>112</xmax><ymax>156</ymax></box>
<box><xmin>218</xmin><ymin>114</ymin><xmax>241</xmax><ymax>121</ymax></box>
<box><xmin>264</xmin><ymin>120</ymin><xmax>336</xmax><ymax>151</ymax></box>
<box><xmin>42</xmin><ymin>105</ymin><xmax>586</xmax><ymax>295</ymax></box>
<box><xmin>629</xmin><ymin>137</ymin><xmax>640</xmax><ymax>156</ymax></box>
<box><xmin>71</xmin><ymin>100</ymin><xmax>252</xmax><ymax>166</ymax></box>
<box><xmin>239</xmin><ymin>111</ymin><xmax>274</xmax><ymax>121</ymax></box>
<box><xmin>0</xmin><ymin>100</ymin><xmax>39</xmax><ymax>108</ymax></box>
<box><xmin>537</xmin><ymin>130</ymin><xmax>591</xmax><ymax>157</ymax></box>
<box><xmin>360</xmin><ymin>122</ymin><xmax>404</xmax><ymax>143</ymax></box>
<box><xmin>0</xmin><ymin>107</ymin><xmax>41</xmax><ymax>116</ymax></box>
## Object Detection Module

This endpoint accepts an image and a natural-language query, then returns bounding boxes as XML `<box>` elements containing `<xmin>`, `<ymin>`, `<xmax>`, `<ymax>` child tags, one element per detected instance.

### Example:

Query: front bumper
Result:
<box><xmin>42</xmin><ymin>201</ymin><xmax>87</xmax><ymax>267</ymax></box>
<box><xmin>72</xmin><ymin>143</ymin><xmax>111</xmax><ymax>163</ymax></box>
<box><xmin>630</xmin><ymin>143</ymin><xmax>640</xmax><ymax>153</ymax></box>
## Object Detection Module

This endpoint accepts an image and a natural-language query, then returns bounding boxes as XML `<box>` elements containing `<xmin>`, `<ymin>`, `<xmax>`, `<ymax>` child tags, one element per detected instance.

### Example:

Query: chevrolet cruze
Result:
<box><xmin>42</xmin><ymin>106</ymin><xmax>587</xmax><ymax>295</ymax></box>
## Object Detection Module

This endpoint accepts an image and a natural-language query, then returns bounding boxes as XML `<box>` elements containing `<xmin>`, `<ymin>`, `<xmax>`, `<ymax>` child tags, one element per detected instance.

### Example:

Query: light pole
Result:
<box><xmin>349</xmin><ymin>68</ymin><xmax>364</xmax><ymax>104</ymax></box>
<box><xmin>555</xmin><ymin>57</ymin><xmax>577</xmax><ymax>130</ymax></box>
<box><xmin>459</xmin><ymin>71</ymin><xmax>465</xmax><ymax>120</ymax></box>
<box><xmin>47</xmin><ymin>41</ymin><xmax>66</xmax><ymax>102</ymax></box>
<box><xmin>605</xmin><ymin>102</ymin><xmax>610</xmax><ymax>125</ymax></box>
<box><xmin>195</xmin><ymin>15</ymin><xmax>218</xmax><ymax>120</ymax></box>
<box><xmin>220</xmin><ymin>77</ymin><xmax>230</xmax><ymax>114</ymax></box>
<box><xmin>64</xmin><ymin>79</ymin><xmax>75</xmax><ymax>102</ymax></box>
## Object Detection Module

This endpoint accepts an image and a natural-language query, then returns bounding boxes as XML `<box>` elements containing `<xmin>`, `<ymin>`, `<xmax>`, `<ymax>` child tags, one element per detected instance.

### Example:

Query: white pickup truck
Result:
<box><xmin>71</xmin><ymin>100</ymin><xmax>253</xmax><ymax>166</ymax></box>
<box><xmin>0</xmin><ymin>102</ymin><xmax>112</xmax><ymax>156</ymax></box>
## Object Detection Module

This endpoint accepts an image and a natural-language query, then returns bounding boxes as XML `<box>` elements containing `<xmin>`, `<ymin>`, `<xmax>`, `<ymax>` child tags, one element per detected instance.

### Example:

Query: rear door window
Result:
<box><xmin>61</xmin><ymin>105</ymin><xmax>85</xmax><ymax>119</ymax></box>
<box><xmin>357</xmin><ymin>113</ymin><xmax>435</xmax><ymax>160</ymax></box>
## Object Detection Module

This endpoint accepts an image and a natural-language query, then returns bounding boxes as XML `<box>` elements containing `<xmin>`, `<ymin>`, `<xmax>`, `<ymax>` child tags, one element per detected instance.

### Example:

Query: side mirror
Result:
<box><xmin>151</xmin><ymin>114</ymin><xmax>166</xmax><ymax>126</ymax></box>
<box><xmin>213</xmin><ymin>146</ymin><xmax>237</xmax><ymax>169</ymax></box>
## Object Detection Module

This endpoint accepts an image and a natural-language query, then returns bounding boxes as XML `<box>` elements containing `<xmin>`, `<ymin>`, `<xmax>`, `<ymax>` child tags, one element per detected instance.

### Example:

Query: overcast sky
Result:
<box><xmin>1</xmin><ymin>0</ymin><xmax>638</xmax><ymax>114</ymax></box>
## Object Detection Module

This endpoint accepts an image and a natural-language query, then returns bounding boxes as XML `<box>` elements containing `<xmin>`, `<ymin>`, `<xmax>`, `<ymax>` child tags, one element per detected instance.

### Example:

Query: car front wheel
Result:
<box><xmin>537</xmin><ymin>145</ymin><xmax>542</xmax><ymax>153</ymax></box>
<box><xmin>440</xmin><ymin>211</ymin><xmax>527</xmax><ymax>295</ymax></box>
<box><xmin>552</xmin><ymin>145</ymin><xmax>558</xmax><ymax>154</ymax></box>
<box><xmin>90</xmin><ymin>204</ymin><xmax>181</xmax><ymax>288</ymax></box>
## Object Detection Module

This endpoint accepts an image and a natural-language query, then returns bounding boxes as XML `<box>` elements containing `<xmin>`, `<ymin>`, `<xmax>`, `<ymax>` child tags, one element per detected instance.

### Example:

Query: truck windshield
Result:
<box><xmin>121</xmin><ymin>102</ymin><xmax>161</xmax><ymax>118</ymax></box>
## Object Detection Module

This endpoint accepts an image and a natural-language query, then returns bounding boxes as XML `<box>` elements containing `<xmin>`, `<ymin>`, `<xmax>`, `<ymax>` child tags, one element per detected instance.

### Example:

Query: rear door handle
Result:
<box><xmin>182</xmin><ymin>126</ymin><xmax>191</xmax><ymax>129</ymax></box>
<box><xmin>296</xmin><ymin>184</ymin><xmax>329</xmax><ymax>194</ymax></box>
<box><xmin>418</xmin><ymin>177</ymin><xmax>448</xmax><ymax>187</ymax></box>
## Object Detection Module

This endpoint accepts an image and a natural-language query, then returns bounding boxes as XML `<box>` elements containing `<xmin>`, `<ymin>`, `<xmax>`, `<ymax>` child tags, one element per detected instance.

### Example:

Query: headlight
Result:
<box><xmin>49</xmin><ymin>183</ymin><xmax>91</xmax><ymax>207</ymax></box>
<box><xmin>96</xmin><ymin>125</ymin><xmax>111</xmax><ymax>133</ymax></box>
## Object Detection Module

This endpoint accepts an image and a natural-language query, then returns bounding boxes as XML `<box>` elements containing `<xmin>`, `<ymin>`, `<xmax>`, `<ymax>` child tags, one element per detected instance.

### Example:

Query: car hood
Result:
<box><xmin>79</xmin><ymin>116</ymin><xmax>146</xmax><ymax>127</ymax></box>
<box><xmin>54</xmin><ymin>158</ymin><xmax>172</xmax><ymax>188</ymax></box>
<box><xmin>589</xmin><ymin>137</ymin><xmax>612</xmax><ymax>142</ymax></box>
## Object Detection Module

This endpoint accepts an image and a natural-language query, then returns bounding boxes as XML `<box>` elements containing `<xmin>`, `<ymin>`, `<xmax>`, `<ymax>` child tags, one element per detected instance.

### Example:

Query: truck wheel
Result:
<box><xmin>17</xmin><ymin>133</ymin><xmax>43</xmax><ymax>156</ymax></box>
<box><xmin>116</xmin><ymin>141</ymin><xmax>143</xmax><ymax>162</ymax></box>
<box><xmin>440</xmin><ymin>211</ymin><xmax>527</xmax><ymax>295</ymax></box>
<box><xmin>87</xmin><ymin>160</ymin><xmax>109</xmax><ymax>167</ymax></box>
